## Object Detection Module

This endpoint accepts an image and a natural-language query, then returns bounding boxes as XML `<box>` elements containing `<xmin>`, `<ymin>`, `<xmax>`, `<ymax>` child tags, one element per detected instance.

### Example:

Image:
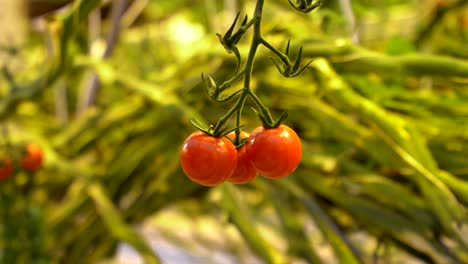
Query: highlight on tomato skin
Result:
<box><xmin>180</xmin><ymin>131</ymin><xmax>238</xmax><ymax>186</ymax></box>
<box><xmin>226</xmin><ymin>131</ymin><xmax>258</xmax><ymax>184</ymax></box>
<box><xmin>0</xmin><ymin>158</ymin><xmax>13</xmax><ymax>182</ymax></box>
<box><xmin>21</xmin><ymin>144</ymin><xmax>44</xmax><ymax>172</ymax></box>
<box><xmin>246</xmin><ymin>124</ymin><xmax>302</xmax><ymax>179</ymax></box>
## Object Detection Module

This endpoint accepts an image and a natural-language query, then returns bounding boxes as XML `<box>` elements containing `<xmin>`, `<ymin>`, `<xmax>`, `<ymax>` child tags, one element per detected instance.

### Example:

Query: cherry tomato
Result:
<box><xmin>180</xmin><ymin>131</ymin><xmax>238</xmax><ymax>186</ymax></box>
<box><xmin>0</xmin><ymin>158</ymin><xmax>13</xmax><ymax>181</ymax></box>
<box><xmin>246</xmin><ymin>125</ymin><xmax>302</xmax><ymax>178</ymax></box>
<box><xmin>226</xmin><ymin>131</ymin><xmax>258</xmax><ymax>184</ymax></box>
<box><xmin>21</xmin><ymin>144</ymin><xmax>44</xmax><ymax>172</ymax></box>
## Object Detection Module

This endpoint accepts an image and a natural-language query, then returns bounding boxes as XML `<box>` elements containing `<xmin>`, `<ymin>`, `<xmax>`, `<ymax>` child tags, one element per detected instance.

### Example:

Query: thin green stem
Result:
<box><xmin>219</xmin><ymin>69</ymin><xmax>246</xmax><ymax>92</ymax></box>
<box><xmin>229</xmin><ymin>16</ymin><xmax>261</xmax><ymax>44</ymax></box>
<box><xmin>213</xmin><ymin>0</ymin><xmax>274</xmax><ymax>135</ymax></box>
<box><xmin>234</xmin><ymin>90</ymin><xmax>249</xmax><ymax>145</ymax></box>
<box><xmin>1</xmin><ymin>124</ymin><xmax>14</xmax><ymax>157</ymax></box>
<box><xmin>213</xmin><ymin>92</ymin><xmax>248</xmax><ymax>134</ymax></box>
<box><xmin>242</xmin><ymin>0</ymin><xmax>274</xmax><ymax>124</ymax></box>
<box><xmin>260</xmin><ymin>38</ymin><xmax>290</xmax><ymax>65</ymax></box>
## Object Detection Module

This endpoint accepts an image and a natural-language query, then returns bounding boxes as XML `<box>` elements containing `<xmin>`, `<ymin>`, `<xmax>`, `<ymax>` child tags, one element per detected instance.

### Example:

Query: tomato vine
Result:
<box><xmin>182</xmin><ymin>0</ymin><xmax>321</xmax><ymax>186</ymax></box>
<box><xmin>195</xmin><ymin>0</ymin><xmax>322</xmax><ymax>141</ymax></box>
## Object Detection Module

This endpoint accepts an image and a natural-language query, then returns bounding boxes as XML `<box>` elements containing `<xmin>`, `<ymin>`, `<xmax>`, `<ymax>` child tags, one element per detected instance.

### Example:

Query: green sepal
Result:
<box><xmin>271</xmin><ymin>112</ymin><xmax>289</xmax><ymax>128</ymax></box>
<box><xmin>288</xmin><ymin>0</ymin><xmax>323</xmax><ymax>13</ymax></box>
<box><xmin>191</xmin><ymin>119</ymin><xmax>244</xmax><ymax>138</ymax></box>
<box><xmin>229</xmin><ymin>136</ymin><xmax>249</xmax><ymax>149</ymax></box>
<box><xmin>201</xmin><ymin>73</ymin><xmax>219</xmax><ymax>99</ymax></box>
<box><xmin>216</xmin><ymin>13</ymin><xmax>258</xmax><ymax>75</ymax></box>
<box><xmin>190</xmin><ymin>118</ymin><xmax>214</xmax><ymax>135</ymax></box>
<box><xmin>270</xmin><ymin>42</ymin><xmax>313</xmax><ymax>78</ymax></box>
<box><xmin>232</xmin><ymin>47</ymin><xmax>242</xmax><ymax>75</ymax></box>
<box><xmin>292</xmin><ymin>46</ymin><xmax>304</xmax><ymax>72</ymax></box>
<box><xmin>216</xmin><ymin>89</ymin><xmax>243</xmax><ymax>103</ymax></box>
<box><xmin>225</xmin><ymin>12</ymin><xmax>241</xmax><ymax>40</ymax></box>
<box><xmin>224</xmin><ymin>126</ymin><xmax>249</xmax><ymax>148</ymax></box>
<box><xmin>285</xmin><ymin>39</ymin><xmax>291</xmax><ymax>58</ymax></box>
<box><xmin>251</xmin><ymin>108</ymin><xmax>288</xmax><ymax>129</ymax></box>
<box><xmin>201</xmin><ymin>74</ymin><xmax>242</xmax><ymax>103</ymax></box>
<box><xmin>251</xmin><ymin>107</ymin><xmax>270</xmax><ymax>128</ymax></box>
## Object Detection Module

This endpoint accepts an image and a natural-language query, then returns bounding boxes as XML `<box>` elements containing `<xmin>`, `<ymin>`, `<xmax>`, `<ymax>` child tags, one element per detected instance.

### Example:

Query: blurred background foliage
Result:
<box><xmin>1</xmin><ymin>0</ymin><xmax>468</xmax><ymax>263</ymax></box>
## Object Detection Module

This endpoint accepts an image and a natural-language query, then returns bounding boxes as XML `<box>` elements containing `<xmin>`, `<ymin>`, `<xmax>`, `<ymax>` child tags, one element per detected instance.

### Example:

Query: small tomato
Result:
<box><xmin>0</xmin><ymin>158</ymin><xmax>13</xmax><ymax>181</ymax></box>
<box><xmin>246</xmin><ymin>125</ymin><xmax>302</xmax><ymax>178</ymax></box>
<box><xmin>226</xmin><ymin>131</ymin><xmax>258</xmax><ymax>184</ymax></box>
<box><xmin>21</xmin><ymin>144</ymin><xmax>44</xmax><ymax>172</ymax></box>
<box><xmin>180</xmin><ymin>131</ymin><xmax>238</xmax><ymax>186</ymax></box>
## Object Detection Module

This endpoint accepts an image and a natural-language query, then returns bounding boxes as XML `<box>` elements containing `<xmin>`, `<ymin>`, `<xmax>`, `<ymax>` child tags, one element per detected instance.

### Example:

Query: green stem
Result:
<box><xmin>243</xmin><ymin>0</ymin><xmax>274</xmax><ymax>124</ymax></box>
<box><xmin>234</xmin><ymin>94</ymin><xmax>247</xmax><ymax>145</ymax></box>
<box><xmin>213</xmin><ymin>92</ymin><xmax>248</xmax><ymax>134</ymax></box>
<box><xmin>219</xmin><ymin>69</ymin><xmax>246</xmax><ymax>93</ymax></box>
<box><xmin>0</xmin><ymin>125</ymin><xmax>18</xmax><ymax>181</ymax></box>
<box><xmin>213</xmin><ymin>0</ymin><xmax>275</xmax><ymax>135</ymax></box>
<box><xmin>260</xmin><ymin>38</ymin><xmax>290</xmax><ymax>65</ymax></box>
<box><xmin>302</xmin><ymin>43</ymin><xmax>468</xmax><ymax>78</ymax></box>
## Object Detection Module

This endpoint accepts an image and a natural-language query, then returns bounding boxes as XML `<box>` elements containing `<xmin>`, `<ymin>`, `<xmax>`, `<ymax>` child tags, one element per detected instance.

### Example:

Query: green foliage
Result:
<box><xmin>1</xmin><ymin>0</ymin><xmax>468</xmax><ymax>263</ymax></box>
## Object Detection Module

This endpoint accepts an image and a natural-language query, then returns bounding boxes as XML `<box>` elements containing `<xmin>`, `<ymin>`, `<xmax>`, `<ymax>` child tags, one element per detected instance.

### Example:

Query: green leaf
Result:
<box><xmin>263</xmin><ymin>181</ymin><xmax>323</xmax><ymax>264</ymax></box>
<box><xmin>385</xmin><ymin>36</ymin><xmax>416</xmax><ymax>55</ymax></box>
<box><xmin>221</xmin><ymin>184</ymin><xmax>287</xmax><ymax>264</ymax></box>
<box><xmin>348</xmin><ymin>175</ymin><xmax>435</xmax><ymax>228</ymax></box>
<box><xmin>279</xmin><ymin>180</ymin><xmax>362</xmax><ymax>264</ymax></box>
<box><xmin>300</xmin><ymin>174</ymin><xmax>461</xmax><ymax>263</ymax></box>
<box><xmin>313</xmin><ymin>58</ymin><xmax>464</xmax><ymax>234</ymax></box>
<box><xmin>87</xmin><ymin>183</ymin><xmax>162</xmax><ymax>264</ymax></box>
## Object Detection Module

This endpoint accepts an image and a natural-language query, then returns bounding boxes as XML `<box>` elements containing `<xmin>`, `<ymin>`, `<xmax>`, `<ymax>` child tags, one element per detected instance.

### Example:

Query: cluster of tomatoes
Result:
<box><xmin>0</xmin><ymin>144</ymin><xmax>44</xmax><ymax>182</ymax></box>
<box><xmin>180</xmin><ymin>124</ymin><xmax>302</xmax><ymax>186</ymax></box>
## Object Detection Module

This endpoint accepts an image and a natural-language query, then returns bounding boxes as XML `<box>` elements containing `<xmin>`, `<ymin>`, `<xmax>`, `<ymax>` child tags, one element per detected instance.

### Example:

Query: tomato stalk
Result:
<box><xmin>235</xmin><ymin>102</ymin><xmax>245</xmax><ymax>146</ymax></box>
<box><xmin>212</xmin><ymin>0</ymin><xmax>273</xmax><ymax>140</ymax></box>
<box><xmin>184</xmin><ymin>0</ymin><xmax>313</xmax><ymax>186</ymax></box>
<box><xmin>260</xmin><ymin>38</ymin><xmax>291</xmax><ymax>65</ymax></box>
<box><xmin>201</xmin><ymin>0</ymin><xmax>321</xmax><ymax>139</ymax></box>
<box><xmin>1</xmin><ymin>124</ymin><xmax>19</xmax><ymax>165</ymax></box>
<box><xmin>218</xmin><ymin>69</ymin><xmax>246</xmax><ymax>93</ymax></box>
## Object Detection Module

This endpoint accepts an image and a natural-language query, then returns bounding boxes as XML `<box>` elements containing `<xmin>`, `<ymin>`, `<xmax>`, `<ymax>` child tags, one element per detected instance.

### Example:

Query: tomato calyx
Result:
<box><xmin>191</xmin><ymin>118</ymin><xmax>248</xmax><ymax>148</ymax></box>
<box><xmin>201</xmin><ymin>74</ymin><xmax>244</xmax><ymax>103</ymax></box>
<box><xmin>190</xmin><ymin>118</ymin><xmax>244</xmax><ymax>138</ymax></box>
<box><xmin>227</xmin><ymin>133</ymin><xmax>249</xmax><ymax>148</ymax></box>
<box><xmin>252</xmin><ymin>109</ymin><xmax>289</xmax><ymax>129</ymax></box>
<box><xmin>288</xmin><ymin>0</ymin><xmax>324</xmax><ymax>13</ymax></box>
<box><xmin>270</xmin><ymin>40</ymin><xmax>314</xmax><ymax>78</ymax></box>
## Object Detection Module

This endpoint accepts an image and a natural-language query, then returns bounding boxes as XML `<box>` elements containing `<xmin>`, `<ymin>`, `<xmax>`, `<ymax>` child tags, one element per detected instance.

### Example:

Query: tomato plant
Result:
<box><xmin>226</xmin><ymin>131</ymin><xmax>258</xmax><ymax>184</ymax></box>
<box><xmin>246</xmin><ymin>125</ymin><xmax>302</xmax><ymax>178</ymax></box>
<box><xmin>0</xmin><ymin>158</ymin><xmax>13</xmax><ymax>181</ymax></box>
<box><xmin>182</xmin><ymin>0</ymin><xmax>315</xmax><ymax>186</ymax></box>
<box><xmin>180</xmin><ymin>131</ymin><xmax>238</xmax><ymax>186</ymax></box>
<box><xmin>21</xmin><ymin>144</ymin><xmax>44</xmax><ymax>172</ymax></box>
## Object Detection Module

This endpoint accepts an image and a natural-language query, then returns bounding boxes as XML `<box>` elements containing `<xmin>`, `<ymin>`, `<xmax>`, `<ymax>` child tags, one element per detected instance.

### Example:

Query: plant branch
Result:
<box><xmin>212</xmin><ymin>0</ymin><xmax>275</xmax><ymax>135</ymax></box>
<box><xmin>301</xmin><ymin>41</ymin><xmax>468</xmax><ymax>78</ymax></box>
<box><xmin>415</xmin><ymin>0</ymin><xmax>468</xmax><ymax>47</ymax></box>
<box><xmin>213</xmin><ymin>92</ymin><xmax>248</xmax><ymax>133</ymax></box>
<box><xmin>78</xmin><ymin>0</ymin><xmax>127</xmax><ymax>114</ymax></box>
<box><xmin>260</xmin><ymin>38</ymin><xmax>290</xmax><ymax>65</ymax></box>
<box><xmin>338</xmin><ymin>0</ymin><xmax>359</xmax><ymax>44</ymax></box>
<box><xmin>218</xmin><ymin>69</ymin><xmax>246</xmax><ymax>93</ymax></box>
<box><xmin>242</xmin><ymin>0</ymin><xmax>274</xmax><ymax>125</ymax></box>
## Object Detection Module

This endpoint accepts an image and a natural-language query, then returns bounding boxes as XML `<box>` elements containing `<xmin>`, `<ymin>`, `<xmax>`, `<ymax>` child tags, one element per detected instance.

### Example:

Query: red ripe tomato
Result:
<box><xmin>246</xmin><ymin>125</ymin><xmax>302</xmax><ymax>178</ymax></box>
<box><xmin>21</xmin><ymin>144</ymin><xmax>44</xmax><ymax>172</ymax></box>
<box><xmin>0</xmin><ymin>158</ymin><xmax>13</xmax><ymax>181</ymax></box>
<box><xmin>226</xmin><ymin>131</ymin><xmax>258</xmax><ymax>184</ymax></box>
<box><xmin>180</xmin><ymin>131</ymin><xmax>238</xmax><ymax>186</ymax></box>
